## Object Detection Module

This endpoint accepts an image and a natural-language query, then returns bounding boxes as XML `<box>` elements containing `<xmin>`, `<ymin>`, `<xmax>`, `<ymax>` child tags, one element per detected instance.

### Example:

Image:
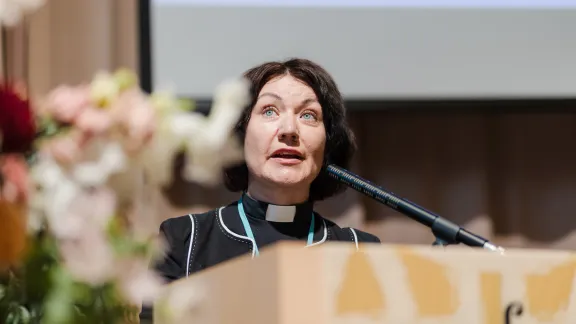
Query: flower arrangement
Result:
<box><xmin>0</xmin><ymin>82</ymin><xmax>34</xmax><ymax>272</ymax></box>
<box><xmin>0</xmin><ymin>69</ymin><xmax>250</xmax><ymax>324</ymax></box>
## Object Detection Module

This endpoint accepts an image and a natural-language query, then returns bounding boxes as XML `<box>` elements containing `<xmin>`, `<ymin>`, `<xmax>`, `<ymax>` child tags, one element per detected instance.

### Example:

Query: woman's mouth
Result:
<box><xmin>270</xmin><ymin>149</ymin><xmax>304</xmax><ymax>164</ymax></box>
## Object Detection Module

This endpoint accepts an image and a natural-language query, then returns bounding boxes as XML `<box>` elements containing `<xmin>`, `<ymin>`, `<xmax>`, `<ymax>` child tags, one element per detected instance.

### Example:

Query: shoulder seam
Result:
<box><xmin>191</xmin><ymin>208</ymin><xmax>219</xmax><ymax>221</ymax></box>
<box><xmin>215</xmin><ymin>207</ymin><xmax>255</xmax><ymax>258</ymax></box>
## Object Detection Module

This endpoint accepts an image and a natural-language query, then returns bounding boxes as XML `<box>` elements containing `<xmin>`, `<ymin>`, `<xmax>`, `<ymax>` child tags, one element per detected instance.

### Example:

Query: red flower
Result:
<box><xmin>0</xmin><ymin>83</ymin><xmax>36</xmax><ymax>153</ymax></box>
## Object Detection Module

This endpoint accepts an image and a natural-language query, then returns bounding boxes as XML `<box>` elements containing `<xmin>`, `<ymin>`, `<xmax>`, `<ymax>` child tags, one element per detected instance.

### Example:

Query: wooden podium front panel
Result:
<box><xmin>155</xmin><ymin>242</ymin><xmax>576</xmax><ymax>324</ymax></box>
<box><xmin>319</xmin><ymin>243</ymin><xmax>576</xmax><ymax>324</ymax></box>
<box><xmin>154</xmin><ymin>244</ymin><xmax>325</xmax><ymax>324</ymax></box>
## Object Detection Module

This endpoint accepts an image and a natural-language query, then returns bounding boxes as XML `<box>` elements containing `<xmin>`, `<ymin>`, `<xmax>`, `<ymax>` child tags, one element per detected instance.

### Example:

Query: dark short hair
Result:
<box><xmin>223</xmin><ymin>58</ymin><xmax>356</xmax><ymax>201</ymax></box>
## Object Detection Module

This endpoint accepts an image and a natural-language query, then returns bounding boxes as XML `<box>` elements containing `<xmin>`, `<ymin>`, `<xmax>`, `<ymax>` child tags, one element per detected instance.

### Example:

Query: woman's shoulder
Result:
<box><xmin>158</xmin><ymin>208</ymin><xmax>220</xmax><ymax>241</ymax></box>
<box><xmin>319</xmin><ymin>215</ymin><xmax>381</xmax><ymax>243</ymax></box>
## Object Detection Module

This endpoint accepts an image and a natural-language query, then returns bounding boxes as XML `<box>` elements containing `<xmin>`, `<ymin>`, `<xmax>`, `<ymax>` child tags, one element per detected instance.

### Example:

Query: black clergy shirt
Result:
<box><xmin>139</xmin><ymin>193</ymin><xmax>381</xmax><ymax>321</ymax></box>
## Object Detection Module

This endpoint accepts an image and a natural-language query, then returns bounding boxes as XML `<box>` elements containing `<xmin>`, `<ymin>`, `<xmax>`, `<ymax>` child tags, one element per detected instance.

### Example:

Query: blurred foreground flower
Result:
<box><xmin>0</xmin><ymin>83</ymin><xmax>36</xmax><ymax>153</ymax></box>
<box><xmin>0</xmin><ymin>66</ymin><xmax>250</xmax><ymax>324</ymax></box>
<box><xmin>1</xmin><ymin>68</ymin><xmax>251</xmax><ymax>323</ymax></box>
<box><xmin>0</xmin><ymin>200</ymin><xmax>26</xmax><ymax>269</ymax></box>
<box><xmin>0</xmin><ymin>82</ymin><xmax>33</xmax><ymax>270</ymax></box>
<box><xmin>0</xmin><ymin>0</ymin><xmax>45</xmax><ymax>26</ymax></box>
<box><xmin>0</xmin><ymin>154</ymin><xmax>30</xmax><ymax>203</ymax></box>
<box><xmin>155</xmin><ymin>278</ymin><xmax>207</xmax><ymax>324</ymax></box>
<box><xmin>178</xmin><ymin>78</ymin><xmax>249</xmax><ymax>185</ymax></box>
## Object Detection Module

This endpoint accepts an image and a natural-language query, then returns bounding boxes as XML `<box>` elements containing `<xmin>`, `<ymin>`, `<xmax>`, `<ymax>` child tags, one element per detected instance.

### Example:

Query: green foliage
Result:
<box><xmin>0</xmin><ymin>231</ymin><xmax>137</xmax><ymax>324</ymax></box>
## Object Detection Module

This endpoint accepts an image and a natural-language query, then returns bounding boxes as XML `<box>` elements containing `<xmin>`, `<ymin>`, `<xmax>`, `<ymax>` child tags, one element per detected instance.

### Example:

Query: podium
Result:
<box><xmin>153</xmin><ymin>242</ymin><xmax>576</xmax><ymax>324</ymax></box>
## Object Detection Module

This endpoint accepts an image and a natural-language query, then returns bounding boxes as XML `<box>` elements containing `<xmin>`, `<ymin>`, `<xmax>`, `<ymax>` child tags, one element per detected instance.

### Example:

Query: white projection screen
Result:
<box><xmin>150</xmin><ymin>0</ymin><xmax>576</xmax><ymax>100</ymax></box>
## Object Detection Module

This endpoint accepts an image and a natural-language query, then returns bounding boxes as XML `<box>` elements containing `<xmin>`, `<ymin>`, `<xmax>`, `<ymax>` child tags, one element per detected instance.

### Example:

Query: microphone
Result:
<box><xmin>326</xmin><ymin>164</ymin><xmax>505</xmax><ymax>254</ymax></box>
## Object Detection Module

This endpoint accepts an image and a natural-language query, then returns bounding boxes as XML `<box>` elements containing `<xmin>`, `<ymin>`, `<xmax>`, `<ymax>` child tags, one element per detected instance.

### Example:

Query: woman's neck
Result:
<box><xmin>246</xmin><ymin>182</ymin><xmax>310</xmax><ymax>205</ymax></box>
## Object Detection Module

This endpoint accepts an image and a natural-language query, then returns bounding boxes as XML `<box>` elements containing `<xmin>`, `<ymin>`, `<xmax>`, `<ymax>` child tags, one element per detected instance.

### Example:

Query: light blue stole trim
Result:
<box><xmin>237</xmin><ymin>196</ymin><xmax>315</xmax><ymax>257</ymax></box>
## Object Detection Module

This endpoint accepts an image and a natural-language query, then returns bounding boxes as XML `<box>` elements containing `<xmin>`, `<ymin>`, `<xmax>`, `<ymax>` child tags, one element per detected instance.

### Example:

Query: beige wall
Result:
<box><xmin>4</xmin><ymin>0</ymin><xmax>576</xmax><ymax>251</ymax></box>
<box><xmin>3</xmin><ymin>0</ymin><xmax>138</xmax><ymax>97</ymax></box>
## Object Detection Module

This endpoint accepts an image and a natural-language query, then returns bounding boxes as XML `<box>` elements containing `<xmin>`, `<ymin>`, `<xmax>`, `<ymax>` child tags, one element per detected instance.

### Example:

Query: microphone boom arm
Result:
<box><xmin>326</xmin><ymin>164</ymin><xmax>505</xmax><ymax>253</ymax></box>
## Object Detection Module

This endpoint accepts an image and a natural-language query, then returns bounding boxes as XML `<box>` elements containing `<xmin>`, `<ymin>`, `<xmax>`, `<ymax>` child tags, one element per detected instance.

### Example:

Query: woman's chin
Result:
<box><xmin>265</xmin><ymin>172</ymin><xmax>311</xmax><ymax>188</ymax></box>
<box><xmin>269</xmin><ymin>177</ymin><xmax>306</xmax><ymax>187</ymax></box>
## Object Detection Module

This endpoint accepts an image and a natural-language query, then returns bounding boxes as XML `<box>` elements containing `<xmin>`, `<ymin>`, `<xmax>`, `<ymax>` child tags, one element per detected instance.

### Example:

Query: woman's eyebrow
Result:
<box><xmin>257</xmin><ymin>92</ymin><xmax>282</xmax><ymax>101</ymax></box>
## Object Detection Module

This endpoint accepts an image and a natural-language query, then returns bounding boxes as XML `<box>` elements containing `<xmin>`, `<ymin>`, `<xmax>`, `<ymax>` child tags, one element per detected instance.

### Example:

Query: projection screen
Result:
<box><xmin>150</xmin><ymin>0</ymin><xmax>576</xmax><ymax>100</ymax></box>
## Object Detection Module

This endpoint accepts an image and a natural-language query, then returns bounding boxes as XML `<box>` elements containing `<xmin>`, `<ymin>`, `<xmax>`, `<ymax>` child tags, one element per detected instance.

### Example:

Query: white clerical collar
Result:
<box><xmin>265</xmin><ymin>204</ymin><xmax>297</xmax><ymax>223</ymax></box>
<box><xmin>241</xmin><ymin>192</ymin><xmax>313</xmax><ymax>223</ymax></box>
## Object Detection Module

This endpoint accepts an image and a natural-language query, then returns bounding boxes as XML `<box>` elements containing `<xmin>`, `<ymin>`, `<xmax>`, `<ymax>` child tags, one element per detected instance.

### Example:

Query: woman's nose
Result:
<box><xmin>277</xmin><ymin>116</ymin><xmax>299</xmax><ymax>142</ymax></box>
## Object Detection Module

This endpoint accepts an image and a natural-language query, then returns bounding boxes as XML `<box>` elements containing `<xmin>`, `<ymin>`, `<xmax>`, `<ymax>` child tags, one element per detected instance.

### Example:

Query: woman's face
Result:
<box><xmin>244</xmin><ymin>74</ymin><xmax>326</xmax><ymax>194</ymax></box>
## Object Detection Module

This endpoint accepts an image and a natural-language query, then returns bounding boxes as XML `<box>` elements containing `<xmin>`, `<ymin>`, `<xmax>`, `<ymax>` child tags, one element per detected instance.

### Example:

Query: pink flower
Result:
<box><xmin>49</xmin><ymin>185</ymin><xmax>116</xmax><ymax>239</ymax></box>
<box><xmin>42</xmin><ymin>131</ymin><xmax>90</xmax><ymax>165</ymax></box>
<box><xmin>43</xmin><ymin>85</ymin><xmax>91</xmax><ymax>123</ymax></box>
<box><xmin>111</xmin><ymin>89</ymin><xmax>156</xmax><ymax>153</ymax></box>
<box><xmin>42</xmin><ymin>84</ymin><xmax>116</xmax><ymax>135</ymax></box>
<box><xmin>75</xmin><ymin>107</ymin><xmax>113</xmax><ymax>135</ymax></box>
<box><xmin>59</xmin><ymin>227</ymin><xmax>116</xmax><ymax>285</ymax></box>
<box><xmin>69</xmin><ymin>186</ymin><xmax>116</xmax><ymax>229</ymax></box>
<box><xmin>41</xmin><ymin>181</ymin><xmax>118</xmax><ymax>284</ymax></box>
<box><xmin>0</xmin><ymin>154</ymin><xmax>30</xmax><ymax>204</ymax></box>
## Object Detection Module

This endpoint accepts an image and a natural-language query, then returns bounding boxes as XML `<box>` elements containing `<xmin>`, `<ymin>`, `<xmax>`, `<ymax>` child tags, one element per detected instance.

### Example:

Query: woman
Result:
<box><xmin>140</xmin><ymin>58</ymin><xmax>380</xmax><ymax>320</ymax></box>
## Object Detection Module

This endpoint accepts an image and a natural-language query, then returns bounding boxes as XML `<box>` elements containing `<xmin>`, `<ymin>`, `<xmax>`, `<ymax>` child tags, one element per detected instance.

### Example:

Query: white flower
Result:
<box><xmin>28</xmin><ymin>155</ymin><xmax>62</xmax><ymax>233</ymax></box>
<box><xmin>32</xmin><ymin>161</ymin><xmax>118</xmax><ymax>284</ymax></box>
<box><xmin>119</xmin><ymin>170</ymin><xmax>162</xmax><ymax>241</ymax></box>
<box><xmin>167</xmin><ymin>78</ymin><xmax>249</xmax><ymax>186</ymax></box>
<box><xmin>29</xmin><ymin>157</ymin><xmax>77</xmax><ymax>237</ymax></box>
<box><xmin>30</xmin><ymin>154</ymin><xmax>118</xmax><ymax>239</ymax></box>
<box><xmin>150</xmin><ymin>89</ymin><xmax>187</xmax><ymax>117</ymax></box>
<box><xmin>0</xmin><ymin>0</ymin><xmax>45</xmax><ymax>26</ymax></box>
<box><xmin>90</xmin><ymin>71</ymin><xmax>120</xmax><ymax>107</ymax></box>
<box><xmin>183</xmin><ymin>135</ymin><xmax>243</xmax><ymax>186</ymax></box>
<box><xmin>71</xmin><ymin>140</ymin><xmax>128</xmax><ymax>187</ymax></box>
<box><xmin>31</xmin><ymin>156</ymin><xmax>118</xmax><ymax>284</ymax></box>
<box><xmin>0</xmin><ymin>1</ymin><xmax>24</xmax><ymax>26</ymax></box>
<box><xmin>204</xmin><ymin>77</ymin><xmax>250</xmax><ymax>148</ymax></box>
<box><xmin>136</xmin><ymin>116</ymin><xmax>185</xmax><ymax>187</ymax></box>
<box><xmin>45</xmin><ymin>179</ymin><xmax>84</xmax><ymax>238</ymax></box>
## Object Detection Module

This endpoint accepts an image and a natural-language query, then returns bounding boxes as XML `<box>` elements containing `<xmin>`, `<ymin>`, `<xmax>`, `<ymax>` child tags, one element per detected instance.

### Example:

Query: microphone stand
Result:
<box><xmin>326</xmin><ymin>164</ymin><xmax>505</xmax><ymax>254</ymax></box>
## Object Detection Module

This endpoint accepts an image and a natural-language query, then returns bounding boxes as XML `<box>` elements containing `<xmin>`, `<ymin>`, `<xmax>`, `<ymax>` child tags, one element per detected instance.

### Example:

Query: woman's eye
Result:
<box><xmin>263</xmin><ymin>107</ymin><xmax>277</xmax><ymax>117</ymax></box>
<box><xmin>301</xmin><ymin>112</ymin><xmax>316</xmax><ymax>120</ymax></box>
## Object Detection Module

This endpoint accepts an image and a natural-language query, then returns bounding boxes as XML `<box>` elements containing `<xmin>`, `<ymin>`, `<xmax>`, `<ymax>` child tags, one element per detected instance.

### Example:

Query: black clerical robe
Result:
<box><xmin>139</xmin><ymin>194</ymin><xmax>380</xmax><ymax>321</ymax></box>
